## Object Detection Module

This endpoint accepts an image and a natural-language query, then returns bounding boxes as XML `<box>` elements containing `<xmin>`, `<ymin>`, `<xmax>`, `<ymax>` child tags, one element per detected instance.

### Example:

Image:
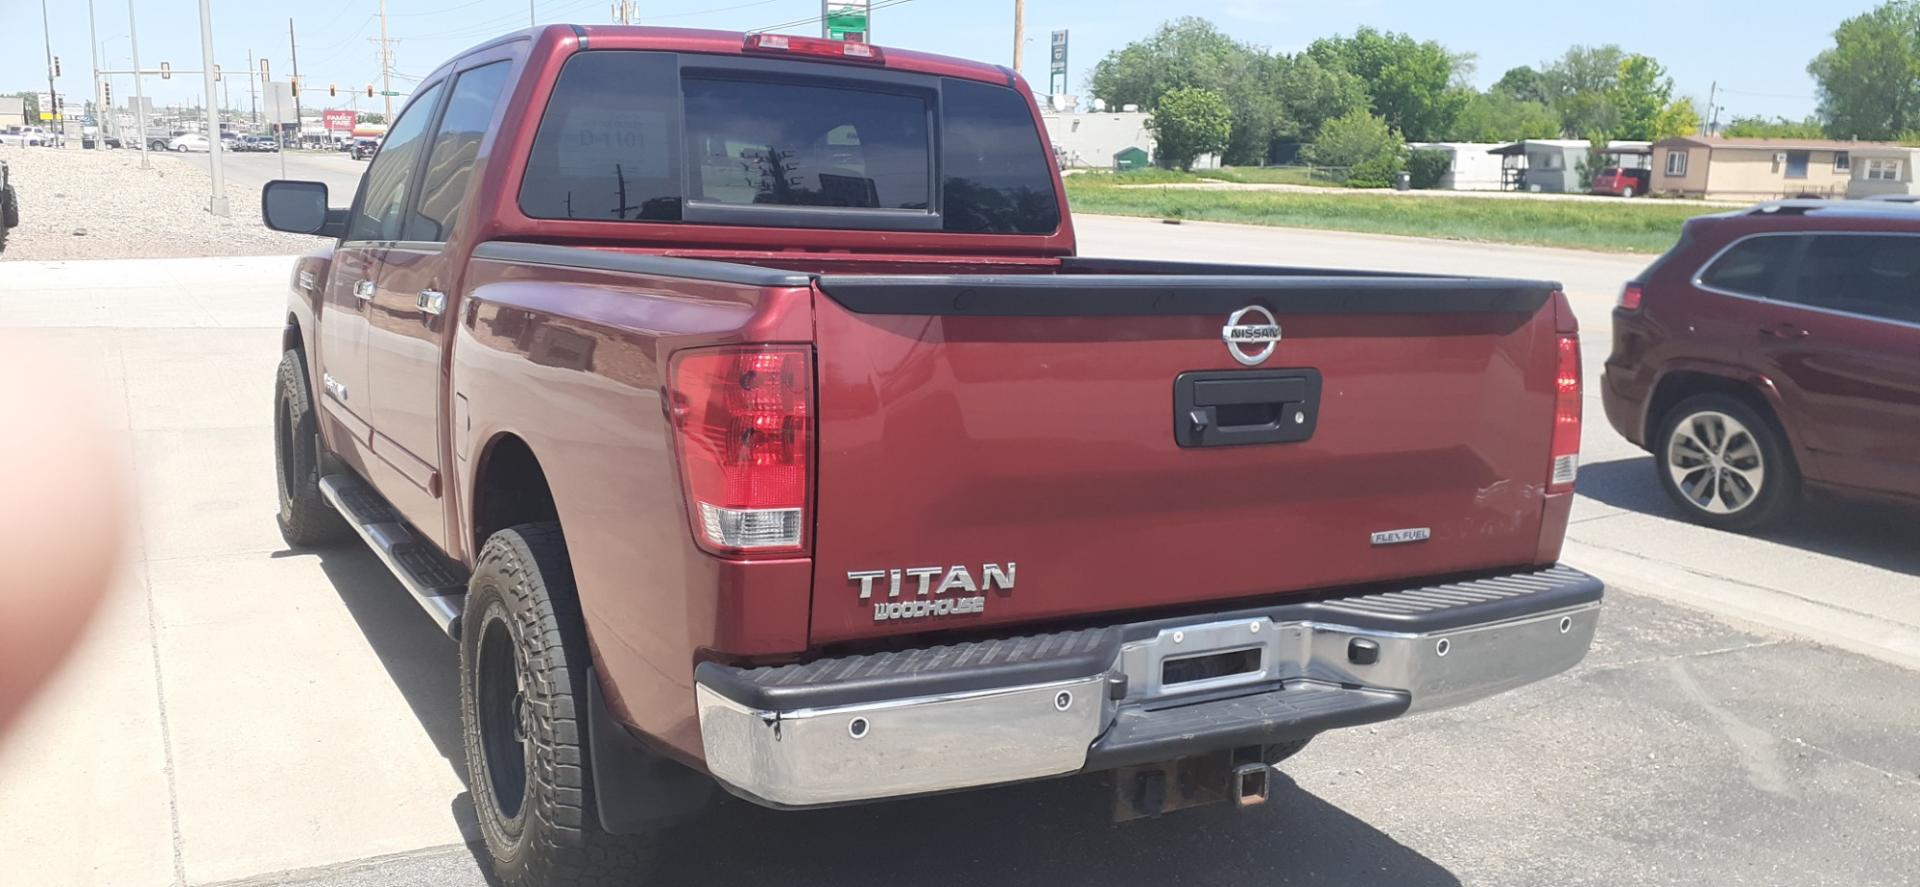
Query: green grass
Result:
<box><xmin>1063</xmin><ymin>175</ymin><xmax>1724</xmax><ymax>253</ymax></box>
<box><xmin>1069</xmin><ymin>168</ymin><xmax>1210</xmax><ymax>185</ymax></box>
<box><xmin>1199</xmin><ymin>166</ymin><xmax>1332</xmax><ymax>186</ymax></box>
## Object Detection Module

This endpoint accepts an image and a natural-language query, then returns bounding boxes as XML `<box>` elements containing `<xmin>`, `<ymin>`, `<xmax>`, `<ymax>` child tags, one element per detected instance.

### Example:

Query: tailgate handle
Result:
<box><xmin>1174</xmin><ymin>370</ymin><xmax>1322</xmax><ymax>448</ymax></box>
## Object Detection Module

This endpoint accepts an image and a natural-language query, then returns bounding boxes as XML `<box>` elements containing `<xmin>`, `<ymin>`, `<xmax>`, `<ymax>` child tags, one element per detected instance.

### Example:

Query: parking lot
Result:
<box><xmin>1</xmin><ymin>214</ymin><xmax>1917</xmax><ymax>886</ymax></box>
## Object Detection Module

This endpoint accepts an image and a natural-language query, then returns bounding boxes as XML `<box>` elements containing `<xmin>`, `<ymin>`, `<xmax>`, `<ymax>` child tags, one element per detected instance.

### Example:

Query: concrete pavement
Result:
<box><xmin>1</xmin><ymin>219</ymin><xmax>1917</xmax><ymax>885</ymax></box>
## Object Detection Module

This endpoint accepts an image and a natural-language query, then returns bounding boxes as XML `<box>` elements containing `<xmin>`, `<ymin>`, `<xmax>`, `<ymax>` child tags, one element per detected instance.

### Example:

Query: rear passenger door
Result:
<box><xmin>364</xmin><ymin>59</ymin><xmax>515</xmax><ymax>545</ymax></box>
<box><xmin>1753</xmin><ymin>233</ymin><xmax>1920</xmax><ymax>495</ymax></box>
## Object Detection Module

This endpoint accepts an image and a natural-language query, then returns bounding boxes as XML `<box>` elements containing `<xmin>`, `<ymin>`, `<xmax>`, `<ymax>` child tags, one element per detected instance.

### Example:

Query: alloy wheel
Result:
<box><xmin>1666</xmin><ymin>410</ymin><xmax>1766</xmax><ymax>515</ymax></box>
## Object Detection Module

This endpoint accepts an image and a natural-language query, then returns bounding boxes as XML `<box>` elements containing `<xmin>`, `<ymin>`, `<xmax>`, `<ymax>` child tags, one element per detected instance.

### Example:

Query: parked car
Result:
<box><xmin>1591</xmin><ymin>166</ymin><xmax>1652</xmax><ymax>198</ymax></box>
<box><xmin>168</xmin><ymin>133</ymin><xmax>211</xmax><ymax>152</ymax></box>
<box><xmin>259</xmin><ymin>25</ymin><xmax>1603</xmax><ymax>886</ymax></box>
<box><xmin>1</xmin><ymin>125</ymin><xmax>54</xmax><ymax>147</ymax></box>
<box><xmin>348</xmin><ymin>136</ymin><xmax>379</xmax><ymax>160</ymax></box>
<box><xmin>231</xmin><ymin>135</ymin><xmax>278</xmax><ymax>153</ymax></box>
<box><xmin>1603</xmin><ymin>199</ymin><xmax>1920</xmax><ymax>530</ymax></box>
<box><xmin>0</xmin><ymin>160</ymin><xmax>17</xmax><ymax>254</ymax></box>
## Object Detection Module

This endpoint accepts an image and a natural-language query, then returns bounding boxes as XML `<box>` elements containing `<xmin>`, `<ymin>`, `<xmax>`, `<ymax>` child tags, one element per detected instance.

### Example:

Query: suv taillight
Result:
<box><xmin>1618</xmin><ymin>283</ymin><xmax>1644</xmax><ymax>311</ymax></box>
<box><xmin>1549</xmin><ymin>333</ymin><xmax>1581</xmax><ymax>492</ymax></box>
<box><xmin>668</xmin><ymin>345</ymin><xmax>812</xmax><ymax>555</ymax></box>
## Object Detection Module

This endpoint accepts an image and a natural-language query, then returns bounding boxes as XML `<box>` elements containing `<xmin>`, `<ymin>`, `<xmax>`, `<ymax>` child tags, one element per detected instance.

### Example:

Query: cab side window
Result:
<box><xmin>346</xmin><ymin>82</ymin><xmax>446</xmax><ymax>243</ymax></box>
<box><xmin>405</xmin><ymin>62</ymin><xmax>512</xmax><ymax>242</ymax></box>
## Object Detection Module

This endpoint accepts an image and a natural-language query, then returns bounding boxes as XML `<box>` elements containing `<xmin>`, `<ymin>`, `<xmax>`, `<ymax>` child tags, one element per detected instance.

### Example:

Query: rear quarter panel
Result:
<box><xmin>451</xmin><ymin>256</ymin><xmax>813</xmax><ymax>762</ymax></box>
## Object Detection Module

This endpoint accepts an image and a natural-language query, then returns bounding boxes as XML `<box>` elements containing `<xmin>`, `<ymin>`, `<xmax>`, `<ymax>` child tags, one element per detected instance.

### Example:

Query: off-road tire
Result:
<box><xmin>273</xmin><ymin>349</ymin><xmax>350</xmax><ymax>547</ymax></box>
<box><xmin>1654</xmin><ymin>393</ymin><xmax>1798</xmax><ymax>532</ymax></box>
<box><xmin>462</xmin><ymin>524</ymin><xmax>657</xmax><ymax>887</ymax></box>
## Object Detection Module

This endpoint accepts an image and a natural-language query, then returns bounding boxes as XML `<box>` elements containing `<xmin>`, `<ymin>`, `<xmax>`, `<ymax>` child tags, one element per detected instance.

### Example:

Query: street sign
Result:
<box><xmin>262</xmin><ymin>81</ymin><xmax>297</xmax><ymax>126</ymax></box>
<box><xmin>823</xmin><ymin>0</ymin><xmax>869</xmax><ymax>42</ymax></box>
<box><xmin>1049</xmin><ymin>30</ymin><xmax>1068</xmax><ymax>99</ymax></box>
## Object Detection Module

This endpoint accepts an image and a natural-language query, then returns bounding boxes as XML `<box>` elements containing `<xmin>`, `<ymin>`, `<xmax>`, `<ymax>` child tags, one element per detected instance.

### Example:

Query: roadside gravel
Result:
<box><xmin>0</xmin><ymin>146</ymin><xmax>314</xmax><ymax>261</ymax></box>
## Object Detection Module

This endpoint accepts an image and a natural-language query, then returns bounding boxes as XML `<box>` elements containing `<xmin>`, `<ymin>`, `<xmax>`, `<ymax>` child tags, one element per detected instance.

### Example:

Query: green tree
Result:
<box><xmin>1723</xmin><ymin>115</ymin><xmax>1827</xmax><ymax>138</ymax></box>
<box><xmin>1147</xmin><ymin>87</ymin><xmax>1233</xmax><ymax>170</ymax></box>
<box><xmin>1540</xmin><ymin>44</ymin><xmax>1626</xmax><ymax>135</ymax></box>
<box><xmin>1305</xmin><ymin>27</ymin><xmax>1472</xmax><ymax>141</ymax></box>
<box><xmin>1303</xmin><ymin>108</ymin><xmax>1404</xmax><ymax>187</ymax></box>
<box><xmin>1652</xmin><ymin>99</ymin><xmax>1703</xmax><ymax>140</ymax></box>
<box><xmin>1270</xmin><ymin>53</ymin><xmax>1370</xmax><ymax>143</ymax></box>
<box><xmin>1491</xmin><ymin>66</ymin><xmax>1549</xmax><ymax>104</ymax></box>
<box><xmin>1449</xmin><ymin>91</ymin><xmax>1561</xmax><ymax>142</ymax></box>
<box><xmin>1405</xmin><ymin>148</ymin><xmax>1450</xmax><ymax>188</ymax></box>
<box><xmin>1087</xmin><ymin>18</ymin><xmax>1277</xmax><ymax>165</ymax></box>
<box><xmin>1808</xmin><ymin>0</ymin><xmax>1920</xmax><ymax>139</ymax></box>
<box><xmin>1608</xmin><ymin>54</ymin><xmax>1674</xmax><ymax>140</ymax></box>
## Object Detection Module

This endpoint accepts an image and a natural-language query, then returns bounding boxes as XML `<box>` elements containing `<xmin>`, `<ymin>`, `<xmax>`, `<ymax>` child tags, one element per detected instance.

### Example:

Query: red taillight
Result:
<box><xmin>1549</xmin><ymin>333</ymin><xmax>1581</xmax><ymax>493</ymax></box>
<box><xmin>668</xmin><ymin>345</ymin><xmax>812</xmax><ymax>554</ymax></box>
<box><xmin>743</xmin><ymin>33</ymin><xmax>885</xmax><ymax>64</ymax></box>
<box><xmin>1618</xmin><ymin>283</ymin><xmax>1644</xmax><ymax>312</ymax></box>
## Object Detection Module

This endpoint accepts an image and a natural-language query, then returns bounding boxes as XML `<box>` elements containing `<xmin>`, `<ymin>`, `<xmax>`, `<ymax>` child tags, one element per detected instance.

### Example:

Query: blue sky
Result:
<box><xmin>0</xmin><ymin>0</ymin><xmax>1885</xmax><ymax>122</ymax></box>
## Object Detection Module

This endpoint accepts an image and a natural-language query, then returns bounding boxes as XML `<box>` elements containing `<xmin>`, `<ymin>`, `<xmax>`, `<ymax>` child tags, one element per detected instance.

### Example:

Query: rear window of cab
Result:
<box><xmin>517</xmin><ymin>51</ymin><xmax>1061</xmax><ymax>235</ymax></box>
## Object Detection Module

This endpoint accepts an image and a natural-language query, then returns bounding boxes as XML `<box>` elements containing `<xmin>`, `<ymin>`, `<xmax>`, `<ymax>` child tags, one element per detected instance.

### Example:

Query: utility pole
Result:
<box><xmin>374</xmin><ymin>0</ymin><xmax>394</xmax><ymax>121</ymax></box>
<box><xmin>128</xmin><ymin>0</ymin><xmax>150</xmax><ymax>168</ymax></box>
<box><xmin>87</xmin><ymin>0</ymin><xmax>103</xmax><ymax>148</ymax></box>
<box><xmin>611</xmin><ymin>0</ymin><xmax>636</xmax><ymax>24</ymax></box>
<box><xmin>1012</xmin><ymin>0</ymin><xmax>1024</xmax><ymax>73</ymax></box>
<box><xmin>1706</xmin><ymin>81</ymin><xmax>1718</xmax><ymax>136</ymax></box>
<box><xmin>198</xmin><ymin>0</ymin><xmax>229</xmax><ymax>215</ymax></box>
<box><xmin>289</xmin><ymin>19</ymin><xmax>304</xmax><ymax>148</ymax></box>
<box><xmin>247</xmin><ymin>49</ymin><xmax>258</xmax><ymax>127</ymax></box>
<box><xmin>41</xmin><ymin>0</ymin><xmax>58</xmax><ymax>142</ymax></box>
<box><xmin>529</xmin><ymin>0</ymin><xmax>535</xmax><ymax>26</ymax></box>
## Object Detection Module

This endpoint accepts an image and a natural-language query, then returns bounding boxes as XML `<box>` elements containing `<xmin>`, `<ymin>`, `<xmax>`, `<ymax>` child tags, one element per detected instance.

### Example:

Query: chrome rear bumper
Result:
<box><xmin>696</xmin><ymin>566</ymin><xmax>1602</xmax><ymax>809</ymax></box>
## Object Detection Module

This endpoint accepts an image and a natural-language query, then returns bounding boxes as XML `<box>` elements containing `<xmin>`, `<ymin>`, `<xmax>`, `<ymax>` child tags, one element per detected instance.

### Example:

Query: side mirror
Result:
<box><xmin>261</xmin><ymin>180</ymin><xmax>345</xmax><ymax>238</ymax></box>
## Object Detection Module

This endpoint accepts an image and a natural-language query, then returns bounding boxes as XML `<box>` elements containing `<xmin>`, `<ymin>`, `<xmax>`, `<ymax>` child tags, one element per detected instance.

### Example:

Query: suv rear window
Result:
<box><xmin>1698</xmin><ymin>235</ymin><xmax>1799</xmax><ymax>298</ymax></box>
<box><xmin>518</xmin><ymin>51</ymin><xmax>1059</xmax><ymax>234</ymax></box>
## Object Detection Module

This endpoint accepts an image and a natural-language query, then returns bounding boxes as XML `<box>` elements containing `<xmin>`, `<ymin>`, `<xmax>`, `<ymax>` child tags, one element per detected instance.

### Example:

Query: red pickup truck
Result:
<box><xmin>261</xmin><ymin>25</ymin><xmax>1603</xmax><ymax>886</ymax></box>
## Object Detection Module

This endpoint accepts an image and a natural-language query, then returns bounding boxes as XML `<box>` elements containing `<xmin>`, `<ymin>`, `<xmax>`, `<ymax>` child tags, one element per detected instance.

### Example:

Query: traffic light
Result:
<box><xmin>159</xmin><ymin>61</ymin><xmax>171</xmax><ymax>80</ymax></box>
<box><xmin>290</xmin><ymin>77</ymin><xmax>299</xmax><ymax>97</ymax></box>
<box><xmin>54</xmin><ymin>95</ymin><xmax>64</xmax><ymax>118</ymax></box>
<box><xmin>329</xmin><ymin>84</ymin><xmax>337</xmax><ymax>97</ymax></box>
<box><xmin>52</xmin><ymin>56</ymin><xmax>61</xmax><ymax>77</ymax></box>
<box><xmin>213</xmin><ymin>64</ymin><xmax>222</xmax><ymax>82</ymax></box>
<box><xmin>365</xmin><ymin>84</ymin><xmax>374</xmax><ymax>98</ymax></box>
<box><xmin>104</xmin><ymin>82</ymin><xmax>112</xmax><ymax>106</ymax></box>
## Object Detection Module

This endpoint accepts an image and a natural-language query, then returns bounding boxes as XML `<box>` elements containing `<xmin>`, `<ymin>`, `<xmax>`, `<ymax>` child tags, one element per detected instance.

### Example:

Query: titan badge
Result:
<box><xmin>848</xmin><ymin>563</ymin><xmax>1015</xmax><ymax>622</ymax></box>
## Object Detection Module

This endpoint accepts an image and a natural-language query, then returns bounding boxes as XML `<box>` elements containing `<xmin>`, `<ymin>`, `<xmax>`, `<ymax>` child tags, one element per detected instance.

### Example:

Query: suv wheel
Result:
<box><xmin>1655</xmin><ymin>394</ymin><xmax>1797</xmax><ymax>531</ymax></box>
<box><xmin>1621</xmin><ymin>186</ymin><xmax>1636</xmax><ymax>199</ymax></box>
<box><xmin>463</xmin><ymin>524</ymin><xmax>657</xmax><ymax>886</ymax></box>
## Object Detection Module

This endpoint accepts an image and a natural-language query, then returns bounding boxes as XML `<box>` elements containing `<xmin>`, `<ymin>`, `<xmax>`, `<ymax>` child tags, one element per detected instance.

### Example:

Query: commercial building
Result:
<box><xmin>0</xmin><ymin>96</ymin><xmax>25</xmax><ymax>129</ymax></box>
<box><xmin>1038</xmin><ymin>109</ymin><xmax>1154</xmax><ymax>170</ymax></box>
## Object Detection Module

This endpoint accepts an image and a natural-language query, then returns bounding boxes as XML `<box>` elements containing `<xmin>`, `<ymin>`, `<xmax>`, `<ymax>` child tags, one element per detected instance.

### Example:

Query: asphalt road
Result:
<box><xmin>2</xmin><ymin>219</ymin><xmax>1917</xmax><ymax>887</ymax></box>
<box><xmin>159</xmin><ymin>148</ymin><xmax>368</xmax><ymax>201</ymax></box>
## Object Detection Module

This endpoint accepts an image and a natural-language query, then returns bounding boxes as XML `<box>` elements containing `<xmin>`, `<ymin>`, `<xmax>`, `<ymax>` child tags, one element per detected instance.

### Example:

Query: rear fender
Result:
<box><xmin>1644</xmin><ymin>360</ymin><xmax>1802</xmax><ymax>463</ymax></box>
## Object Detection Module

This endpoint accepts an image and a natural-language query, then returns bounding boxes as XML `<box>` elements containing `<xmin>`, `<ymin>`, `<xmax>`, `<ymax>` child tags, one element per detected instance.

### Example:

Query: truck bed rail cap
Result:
<box><xmin>472</xmin><ymin>240</ymin><xmax>814</xmax><ymax>288</ymax></box>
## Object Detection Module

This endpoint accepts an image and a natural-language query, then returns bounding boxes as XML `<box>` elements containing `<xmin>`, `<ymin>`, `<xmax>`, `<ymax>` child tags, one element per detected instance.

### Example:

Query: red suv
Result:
<box><xmin>1591</xmin><ymin>167</ymin><xmax>1652</xmax><ymax>198</ymax></box>
<box><xmin>1602</xmin><ymin>200</ymin><xmax>1920</xmax><ymax>530</ymax></box>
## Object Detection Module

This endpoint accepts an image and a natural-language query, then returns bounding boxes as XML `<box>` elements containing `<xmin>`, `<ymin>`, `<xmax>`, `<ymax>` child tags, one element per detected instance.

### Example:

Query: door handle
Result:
<box><xmin>1759</xmin><ymin>323</ymin><xmax>1809</xmax><ymax>339</ymax></box>
<box><xmin>353</xmin><ymin>279</ymin><xmax>375</xmax><ymax>301</ymax></box>
<box><xmin>417</xmin><ymin>289</ymin><xmax>447</xmax><ymax>316</ymax></box>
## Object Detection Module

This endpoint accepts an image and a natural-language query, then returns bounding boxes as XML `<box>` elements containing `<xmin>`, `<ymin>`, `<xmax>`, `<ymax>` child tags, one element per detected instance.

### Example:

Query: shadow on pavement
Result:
<box><xmin>309</xmin><ymin>544</ymin><xmax>484</xmax><ymax>848</ymax></box>
<box><xmin>654</xmin><ymin>772</ymin><xmax>1458</xmax><ymax>886</ymax></box>
<box><xmin>310</xmin><ymin>547</ymin><xmax>1456</xmax><ymax>886</ymax></box>
<box><xmin>1578</xmin><ymin>456</ymin><xmax>1920</xmax><ymax>575</ymax></box>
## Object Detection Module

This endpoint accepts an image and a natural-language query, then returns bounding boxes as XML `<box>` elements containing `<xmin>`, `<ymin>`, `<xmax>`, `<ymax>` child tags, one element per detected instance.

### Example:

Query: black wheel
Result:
<box><xmin>274</xmin><ymin>350</ymin><xmax>350</xmax><ymax>547</ymax></box>
<box><xmin>462</xmin><ymin>524</ymin><xmax>656</xmax><ymax>887</ymax></box>
<box><xmin>1654</xmin><ymin>393</ymin><xmax>1798</xmax><ymax>532</ymax></box>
